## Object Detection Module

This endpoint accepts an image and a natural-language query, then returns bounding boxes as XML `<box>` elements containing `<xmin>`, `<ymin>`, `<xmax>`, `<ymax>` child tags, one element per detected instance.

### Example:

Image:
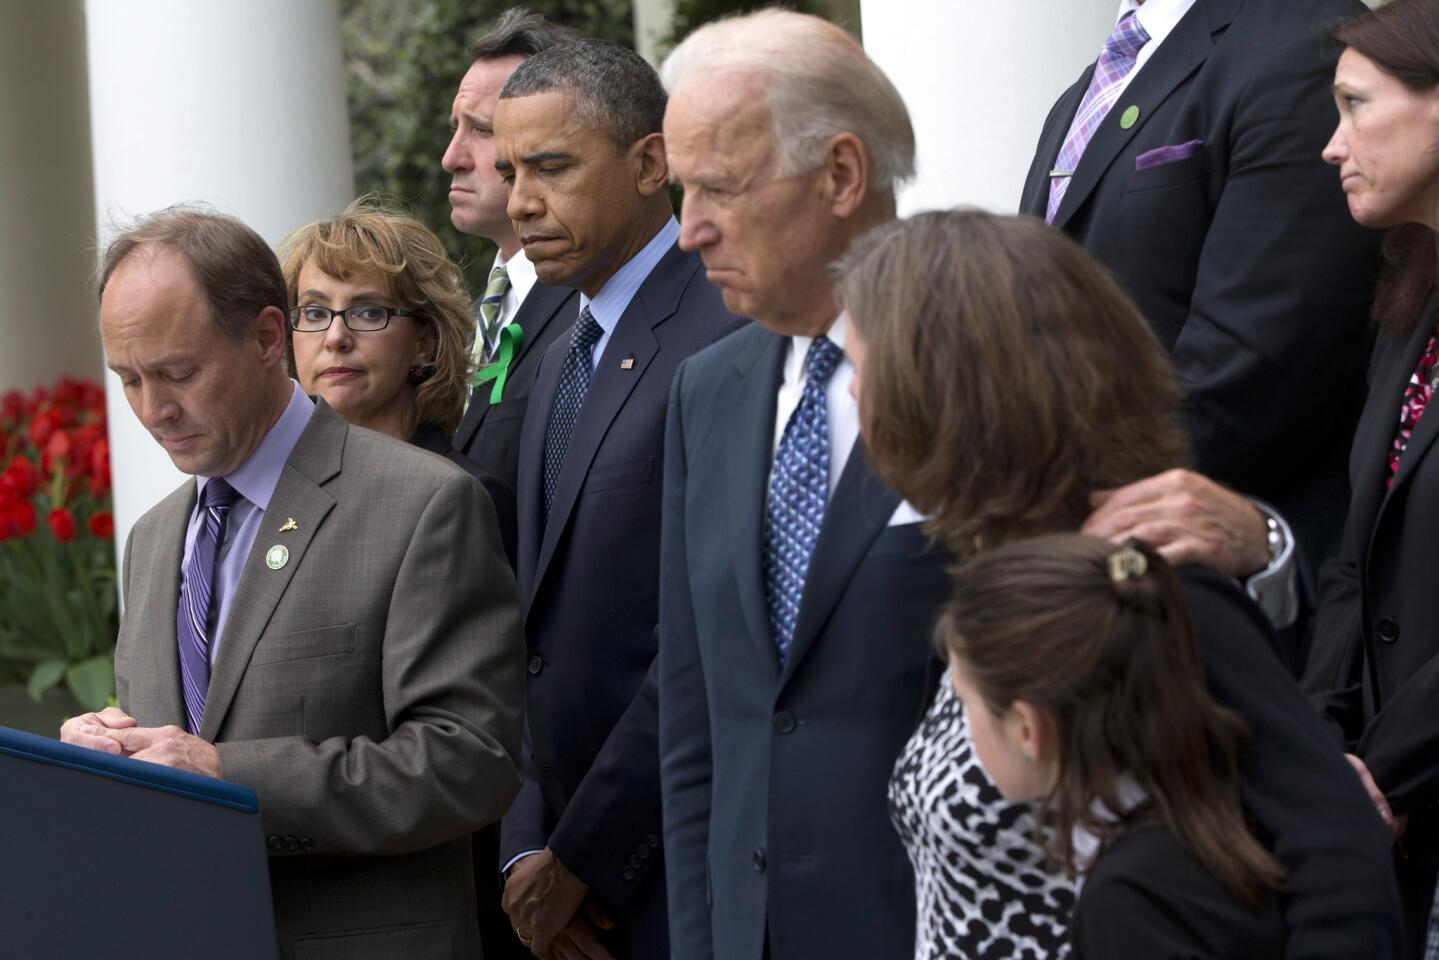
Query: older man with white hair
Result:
<box><xmin>655</xmin><ymin>12</ymin><xmax>952</xmax><ymax>959</ymax></box>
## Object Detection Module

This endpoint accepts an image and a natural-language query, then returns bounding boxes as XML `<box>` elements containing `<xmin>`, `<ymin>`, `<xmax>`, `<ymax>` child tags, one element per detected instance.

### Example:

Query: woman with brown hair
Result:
<box><xmin>833</xmin><ymin>209</ymin><xmax>1400</xmax><ymax>958</ymax></box>
<box><xmin>280</xmin><ymin>198</ymin><xmax>517</xmax><ymax>563</ymax></box>
<box><xmin>1304</xmin><ymin>0</ymin><xmax>1439</xmax><ymax>951</ymax></box>
<box><xmin>940</xmin><ymin>534</ymin><xmax>1283</xmax><ymax>957</ymax></box>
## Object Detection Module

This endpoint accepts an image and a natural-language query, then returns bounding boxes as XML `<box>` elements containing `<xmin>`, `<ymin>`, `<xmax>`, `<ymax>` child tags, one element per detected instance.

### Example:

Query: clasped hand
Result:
<box><xmin>503</xmin><ymin>847</ymin><xmax>615</xmax><ymax>959</ymax></box>
<box><xmin>59</xmin><ymin>706</ymin><xmax>221</xmax><ymax>778</ymax></box>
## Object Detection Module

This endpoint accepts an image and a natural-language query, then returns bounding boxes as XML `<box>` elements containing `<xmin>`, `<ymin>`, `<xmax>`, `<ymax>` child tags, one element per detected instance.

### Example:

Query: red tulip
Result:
<box><xmin>88</xmin><ymin>511</ymin><xmax>114</xmax><ymax>540</ymax></box>
<box><xmin>4</xmin><ymin>455</ymin><xmax>38</xmax><ymax>498</ymax></box>
<box><xmin>11</xmin><ymin>499</ymin><xmax>35</xmax><ymax>536</ymax></box>
<box><xmin>1</xmin><ymin>389</ymin><xmax>22</xmax><ymax>424</ymax></box>
<box><xmin>28</xmin><ymin>409</ymin><xmax>60</xmax><ymax>448</ymax></box>
<box><xmin>48</xmin><ymin>507</ymin><xmax>76</xmax><ymax>543</ymax></box>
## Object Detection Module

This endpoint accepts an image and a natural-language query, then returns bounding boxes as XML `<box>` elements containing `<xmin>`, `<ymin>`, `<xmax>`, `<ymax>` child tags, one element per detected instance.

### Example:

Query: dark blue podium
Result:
<box><xmin>0</xmin><ymin>725</ymin><xmax>279</xmax><ymax>958</ymax></box>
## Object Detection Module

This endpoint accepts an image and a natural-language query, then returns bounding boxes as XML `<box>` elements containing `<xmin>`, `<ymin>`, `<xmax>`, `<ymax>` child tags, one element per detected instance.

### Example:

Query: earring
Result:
<box><xmin>408</xmin><ymin>364</ymin><xmax>429</xmax><ymax>384</ymax></box>
<box><xmin>1022</xmin><ymin>750</ymin><xmax>1033</xmax><ymax>764</ymax></box>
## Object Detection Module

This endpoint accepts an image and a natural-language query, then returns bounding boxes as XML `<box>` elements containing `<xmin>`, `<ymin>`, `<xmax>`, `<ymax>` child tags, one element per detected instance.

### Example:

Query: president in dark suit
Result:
<box><xmin>491</xmin><ymin>40</ymin><xmax>742</xmax><ymax>958</ymax></box>
<box><xmin>658</xmin><ymin>12</ymin><xmax>951</xmax><ymax>959</ymax></box>
<box><xmin>1019</xmin><ymin>0</ymin><xmax>1382</xmax><ymax>593</ymax></box>
<box><xmin>443</xmin><ymin>9</ymin><xmax>583</xmax><ymax>571</ymax></box>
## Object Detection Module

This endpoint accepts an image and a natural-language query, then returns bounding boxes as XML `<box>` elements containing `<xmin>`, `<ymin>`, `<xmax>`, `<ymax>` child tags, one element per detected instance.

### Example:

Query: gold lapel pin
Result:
<box><xmin>278</xmin><ymin>517</ymin><xmax>298</xmax><ymax>532</ymax></box>
<box><xmin>620</xmin><ymin>356</ymin><xmax>635</xmax><ymax>370</ymax></box>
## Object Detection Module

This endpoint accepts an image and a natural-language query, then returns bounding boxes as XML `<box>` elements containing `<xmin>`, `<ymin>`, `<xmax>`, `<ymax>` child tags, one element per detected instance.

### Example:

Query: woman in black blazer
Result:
<box><xmin>834</xmin><ymin>209</ymin><xmax>1401</xmax><ymax>958</ymax></box>
<box><xmin>939</xmin><ymin>534</ymin><xmax>1285</xmax><ymax>959</ymax></box>
<box><xmin>1303</xmin><ymin>2</ymin><xmax>1439</xmax><ymax>951</ymax></box>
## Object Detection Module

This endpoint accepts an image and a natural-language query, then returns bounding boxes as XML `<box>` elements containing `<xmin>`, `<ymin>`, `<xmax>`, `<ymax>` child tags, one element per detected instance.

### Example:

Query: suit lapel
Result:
<box><xmin>199</xmin><ymin>403</ymin><xmax>342</xmax><ymax>740</ymax></box>
<box><xmin>134</xmin><ymin>483</ymin><xmax>197</xmax><ymax>726</ymax></box>
<box><xmin>727</xmin><ymin>329</ymin><xmax>787</xmax><ymax>678</ymax></box>
<box><xmin>1374</xmin><ymin>297</ymin><xmax>1439</xmax><ymax>536</ymax></box>
<box><xmin>454</xmin><ymin>283</ymin><xmax>579</xmax><ymax>450</ymax></box>
<box><xmin>1052</xmin><ymin>0</ymin><xmax>1238</xmax><ymax>230</ymax></box>
<box><xmin>778</xmin><ymin>442</ymin><xmax>899</xmax><ymax>690</ymax></box>
<box><xmin>527</xmin><ymin>243</ymin><xmax>691</xmax><ymax>616</ymax></box>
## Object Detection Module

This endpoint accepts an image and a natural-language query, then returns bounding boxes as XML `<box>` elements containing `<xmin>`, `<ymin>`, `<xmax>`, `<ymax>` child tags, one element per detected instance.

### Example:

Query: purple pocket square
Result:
<box><xmin>1134</xmin><ymin>139</ymin><xmax>1205</xmax><ymax>171</ymax></box>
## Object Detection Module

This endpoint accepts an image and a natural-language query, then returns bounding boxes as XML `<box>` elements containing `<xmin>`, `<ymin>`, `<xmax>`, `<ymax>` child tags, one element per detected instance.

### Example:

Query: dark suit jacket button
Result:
<box><xmin>622</xmin><ymin>866</ymin><xmax>636</xmax><ymax>881</ymax></box>
<box><xmin>528</xmin><ymin>655</ymin><xmax>544</xmax><ymax>675</ymax></box>
<box><xmin>752</xmin><ymin>848</ymin><xmax>766</xmax><ymax>873</ymax></box>
<box><xmin>646</xmin><ymin>834</ymin><xmax>659</xmax><ymax>847</ymax></box>
<box><xmin>628</xmin><ymin>854</ymin><xmax>641</xmax><ymax>869</ymax></box>
<box><xmin>773</xmin><ymin>711</ymin><xmax>797</xmax><ymax>734</ymax></box>
<box><xmin>267</xmin><ymin>835</ymin><xmax>283</xmax><ymax>852</ymax></box>
<box><xmin>300</xmin><ymin>838</ymin><xmax>315</xmax><ymax>851</ymax></box>
<box><xmin>285</xmin><ymin>836</ymin><xmax>300</xmax><ymax>851</ymax></box>
<box><xmin>638</xmin><ymin>845</ymin><xmax>650</xmax><ymax>859</ymax></box>
<box><xmin>1377</xmin><ymin>618</ymin><xmax>1400</xmax><ymax>643</ymax></box>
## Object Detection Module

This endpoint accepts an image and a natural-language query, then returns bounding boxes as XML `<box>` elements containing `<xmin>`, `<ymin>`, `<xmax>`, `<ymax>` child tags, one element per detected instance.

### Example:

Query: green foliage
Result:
<box><xmin>341</xmin><ymin>0</ymin><xmax>634</xmax><ymax>295</ymax></box>
<box><xmin>662</xmin><ymin>0</ymin><xmax>821</xmax><ymax>56</ymax></box>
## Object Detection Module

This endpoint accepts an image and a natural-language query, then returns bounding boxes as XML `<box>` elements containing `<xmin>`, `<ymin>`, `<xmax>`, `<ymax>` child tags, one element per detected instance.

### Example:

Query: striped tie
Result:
<box><xmin>1046</xmin><ymin>12</ymin><xmax>1150</xmax><ymax>223</ymax></box>
<box><xmin>176</xmin><ymin>478</ymin><xmax>239</xmax><ymax>735</ymax></box>
<box><xmin>475</xmin><ymin>263</ymin><xmax>511</xmax><ymax>365</ymax></box>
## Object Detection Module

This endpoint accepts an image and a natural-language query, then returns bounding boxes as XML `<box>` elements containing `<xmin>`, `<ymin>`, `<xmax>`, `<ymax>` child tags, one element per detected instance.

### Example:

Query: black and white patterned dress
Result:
<box><xmin>889</xmin><ymin>681</ymin><xmax>1076</xmax><ymax>959</ymax></box>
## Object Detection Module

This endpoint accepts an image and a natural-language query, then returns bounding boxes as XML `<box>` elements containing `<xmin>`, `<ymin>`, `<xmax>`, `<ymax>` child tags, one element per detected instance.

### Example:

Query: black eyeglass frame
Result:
<box><xmin>288</xmin><ymin>304</ymin><xmax>416</xmax><ymax>333</ymax></box>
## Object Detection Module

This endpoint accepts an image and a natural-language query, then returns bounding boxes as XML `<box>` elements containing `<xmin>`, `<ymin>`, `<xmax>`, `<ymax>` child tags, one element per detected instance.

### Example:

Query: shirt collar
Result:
<box><xmin>198</xmin><ymin>380</ymin><xmax>315</xmax><ymax>510</ymax></box>
<box><xmin>494</xmin><ymin>246</ymin><xmax>538</xmax><ymax>307</ymax></box>
<box><xmin>579</xmin><ymin>217</ymin><xmax>680</xmax><ymax>338</ymax></box>
<box><xmin>1116</xmin><ymin>0</ymin><xmax>1196</xmax><ymax>49</ymax></box>
<box><xmin>784</xmin><ymin>311</ymin><xmax>850</xmax><ymax>387</ymax></box>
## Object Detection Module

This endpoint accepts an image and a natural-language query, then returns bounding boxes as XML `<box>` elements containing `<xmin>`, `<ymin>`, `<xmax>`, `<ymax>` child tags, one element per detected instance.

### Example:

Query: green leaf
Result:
<box><xmin>65</xmin><ymin>656</ymin><xmax>115</xmax><ymax>712</ymax></box>
<box><xmin>27</xmin><ymin>659</ymin><xmax>67</xmax><ymax>702</ymax></box>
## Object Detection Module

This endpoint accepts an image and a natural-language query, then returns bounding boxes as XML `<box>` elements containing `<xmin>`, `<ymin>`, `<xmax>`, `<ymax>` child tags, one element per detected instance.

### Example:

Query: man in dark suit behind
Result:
<box><xmin>657</xmin><ymin>12</ymin><xmax>952</xmax><ymax>959</ymax></box>
<box><xmin>491</xmin><ymin>39</ymin><xmax>743</xmax><ymax>958</ymax></box>
<box><xmin>444</xmin><ymin>9</ymin><xmax>583</xmax><ymax>569</ymax></box>
<box><xmin>1019</xmin><ymin>0</ymin><xmax>1382</xmax><ymax>600</ymax></box>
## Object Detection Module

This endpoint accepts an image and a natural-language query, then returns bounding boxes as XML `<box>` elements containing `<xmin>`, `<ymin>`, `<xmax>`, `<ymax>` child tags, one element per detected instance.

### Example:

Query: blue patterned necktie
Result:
<box><xmin>542</xmin><ymin>307</ymin><xmax>604</xmax><ymax>523</ymax></box>
<box><xmin>763</xmin><ymin>335</ymin><xmax>844</xmax><ymax>663</ymax></box>
<box><xmin>177</xmin><ymin>478</ymin><xmax>240</xmax><ymax>735</ymax></box>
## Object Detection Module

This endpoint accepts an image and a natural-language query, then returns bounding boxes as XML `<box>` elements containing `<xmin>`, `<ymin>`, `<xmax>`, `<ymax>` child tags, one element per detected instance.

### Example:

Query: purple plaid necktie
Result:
<box><xmin>1046</xmin><ymin>11</ymin><xmax>1151</xmax><ymax>223</ymax></box>
<box><xmin>177</xmin><ymin>478</ymin><xmax>240</xmax><ymax>735</ymax></box>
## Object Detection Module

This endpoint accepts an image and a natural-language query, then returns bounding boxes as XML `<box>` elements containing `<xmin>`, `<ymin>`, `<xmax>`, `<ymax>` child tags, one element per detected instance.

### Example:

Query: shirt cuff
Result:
<box><xmin>1243</xmin><ymin>498</ymin><xmax>1299</xmax><ymax>630</ymax></box>
<box><xmin>501</xmin><ymin>849</ymin><xmax>544</xmax><ymax>879</ymax></box>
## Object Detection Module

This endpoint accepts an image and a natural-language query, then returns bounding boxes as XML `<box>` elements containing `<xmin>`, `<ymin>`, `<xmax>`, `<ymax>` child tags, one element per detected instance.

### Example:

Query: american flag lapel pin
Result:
<box><xmin>620</xmin><ymin>356</ymin><xmax>635</xmax><ymax>370</ymax></box>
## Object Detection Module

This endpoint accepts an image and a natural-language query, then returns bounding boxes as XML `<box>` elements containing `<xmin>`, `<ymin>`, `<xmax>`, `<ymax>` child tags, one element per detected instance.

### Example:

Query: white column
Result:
<box><xmin>860</xmin><ymin>0</ymin><xmax>1117</xmax><ymax>216</ymax></box>
<box><xmin>0</xmin><ymin>0</ymin><xmax>101</xmax><ymax>392</ymax></box>
<box><xmin>86</xmin><ymin>0</ymin><xmax>355</xmax><ymax>562</ymax></box>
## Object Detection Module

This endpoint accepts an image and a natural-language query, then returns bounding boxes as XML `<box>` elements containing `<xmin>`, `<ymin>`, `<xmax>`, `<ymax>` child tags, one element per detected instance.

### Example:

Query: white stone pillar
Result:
<box><xmin>860</xmin><ymin>0</ymin><xmax>1117</xmax><ymax>215</ymax></box>
<box><xmin>86</xmin><ymin>0</ymin><xmax>355</xmax><ymax>563</ymax></box>
<box><xmin>0</xmin><ymin>0</ymin><xmax>101</xmax><ymax>393</ymax></box>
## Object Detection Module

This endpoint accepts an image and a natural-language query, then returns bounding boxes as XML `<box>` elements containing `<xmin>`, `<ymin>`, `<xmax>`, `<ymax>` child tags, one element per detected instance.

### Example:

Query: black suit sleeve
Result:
<box><xmin>1358</xmin><ymin>650</ymin><xmax>1439</xmax><ymax>813</ymax></box>
<box><xmin>1302</xmin><ymin>553</ymin><xmax>1368</xmax><ymax>749</ymax></box>
<box><xmin>498</xmin><ymin>719</ymin><xmax>548</xmax><ymax>869</ymax></box>
<box><xmin>1184</xmin><ymin>570</ymin><xmax>1403</xmax><ymax>960</ymax></box>
<box><xmin>1170</xmin><ymin>29</ymin><xmax>1379</xmax><ymax>499</ymax></box>
<box><xmin>657</xmin><ymin>360</ymin><xmax>716</xmax><ymax>960</ymax></box>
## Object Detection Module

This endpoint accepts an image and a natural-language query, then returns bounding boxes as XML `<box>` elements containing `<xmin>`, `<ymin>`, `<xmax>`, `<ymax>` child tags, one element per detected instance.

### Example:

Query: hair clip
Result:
<box><xmin>1107</xmin><ymin>545</ymin><xmax>1148</xmax><ymax>583</ymax></box>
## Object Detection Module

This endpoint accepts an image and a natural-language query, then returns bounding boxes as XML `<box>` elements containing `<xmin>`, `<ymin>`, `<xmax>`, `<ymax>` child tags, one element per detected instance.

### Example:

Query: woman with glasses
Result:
<box><xmin>280</xmin><ymin>198</ymin><xmax>516</xmax><ymax>563</ymax></box>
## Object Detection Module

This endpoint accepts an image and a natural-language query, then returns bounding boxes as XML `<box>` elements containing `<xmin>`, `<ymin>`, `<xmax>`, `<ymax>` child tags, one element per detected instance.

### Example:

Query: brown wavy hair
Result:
<box><xmin>940</xmin><ymin>534</ymin><xmax>1285</xmax><ymax>907</ymax></box>
<box><xmin>833</xmin><ymin>210</ymin><xmax>1190</xmax><ymax>556</ymax></box>
<box><xmin>1334</xmin><ymin>0</ymin><xmax>1439</xmax><ymax>332</ymax></box>
<box><xmin>279</xmin><ymin>196</ymin><xmax>475</xmax><ymax>434</ymax></box>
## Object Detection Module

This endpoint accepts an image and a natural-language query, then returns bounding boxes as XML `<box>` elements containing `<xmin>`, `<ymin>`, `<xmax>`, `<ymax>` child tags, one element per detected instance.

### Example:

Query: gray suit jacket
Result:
<box><xmin>116</xmin><ymin>400</ymin><xmax>526</xmax><ymax>960</ymax></box>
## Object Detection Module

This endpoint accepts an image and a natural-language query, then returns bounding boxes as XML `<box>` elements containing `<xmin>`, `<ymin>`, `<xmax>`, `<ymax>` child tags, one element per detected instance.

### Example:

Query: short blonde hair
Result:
<box><xmin>279</xmin><ymin>197</ymin><xmax>475</xmax><ymax>434</ymax></box>
<box><xmin>661</xmin><ymin>9</ymin><xmax>915</xmax><ymax>193</ymax></box>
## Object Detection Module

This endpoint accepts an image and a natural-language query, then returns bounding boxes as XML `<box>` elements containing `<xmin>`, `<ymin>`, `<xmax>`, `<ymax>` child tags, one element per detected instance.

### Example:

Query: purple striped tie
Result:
<box><xmin>1046</xmin><ymin>12</ymin><xmax>1151</xmax><ymax>223</ymax></box>
<box><xmin>177</xmin><ymin>478</ymin><xmax>239</xmax><ymax>735</ymax></box>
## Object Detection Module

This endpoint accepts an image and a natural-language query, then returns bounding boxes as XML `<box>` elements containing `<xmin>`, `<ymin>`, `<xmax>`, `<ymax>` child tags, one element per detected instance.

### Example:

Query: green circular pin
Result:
<box><xmin>266</xmin><ymin>544</ymin><xmax>289</xmax><ymax>570</ymax></box>
<box><xmin>1119</xmin><ymin>105</ymin><xmax>1140</xmax><ymax>129</ymax></box>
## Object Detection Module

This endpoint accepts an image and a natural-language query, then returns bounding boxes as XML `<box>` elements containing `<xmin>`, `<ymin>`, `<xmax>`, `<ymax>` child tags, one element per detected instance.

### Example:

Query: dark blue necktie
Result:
<box><xmin>763</xmin><ymin>335</ymin><xmax>844</xmax><ymax>663</ymax></box>
<box><xmin>177</xmin><ymin>478</ymin><xmax>239</xmax><ymax>734</ymax></box>
<box><xmin>542</xmin><ymin>307</ymin><xmax>604</xmax><ymax>523</ymax></box>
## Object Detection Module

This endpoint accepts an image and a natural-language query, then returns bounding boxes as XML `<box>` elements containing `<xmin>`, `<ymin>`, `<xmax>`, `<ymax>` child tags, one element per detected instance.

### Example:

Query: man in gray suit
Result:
<box><xmin>61</xmin><ymin>208</ymin><xmax>525</xmax><ymax>960</ymax></box>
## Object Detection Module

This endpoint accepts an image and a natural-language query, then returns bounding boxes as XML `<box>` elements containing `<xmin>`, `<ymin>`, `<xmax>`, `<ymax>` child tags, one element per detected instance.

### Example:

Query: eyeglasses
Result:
<box><xmin>289</xmin><ymin>304</ymin><xmax>414</xmax><ymax>333</ymax></box>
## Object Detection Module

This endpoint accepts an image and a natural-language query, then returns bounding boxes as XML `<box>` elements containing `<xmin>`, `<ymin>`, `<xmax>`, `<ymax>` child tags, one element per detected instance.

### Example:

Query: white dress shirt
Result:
<box><xmin>1113</xmin><ymin>0</ymin><xmax>1199</xmax><ymax>99</ymax></box>
<box><xmin>770</xmin><ymin>312</ymin><xmax>923</xmax><ymax>525</ymax></box>
<box><xmin>490</xmin><ymin>246</ymin><xmax>539</xmax><ymax>330</ymax></box>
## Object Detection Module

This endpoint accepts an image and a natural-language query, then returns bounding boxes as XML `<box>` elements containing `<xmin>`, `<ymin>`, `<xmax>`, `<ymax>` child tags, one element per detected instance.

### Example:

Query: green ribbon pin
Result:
<box><xmin>1119</xmin><ymin>105</ymin><xmax>1140</xmax><ymax>129</ymax></box>
<box><xmin>474</xmin><ymin>323</ymin><xmax>523</xmax><ymax>405</ymax></box>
